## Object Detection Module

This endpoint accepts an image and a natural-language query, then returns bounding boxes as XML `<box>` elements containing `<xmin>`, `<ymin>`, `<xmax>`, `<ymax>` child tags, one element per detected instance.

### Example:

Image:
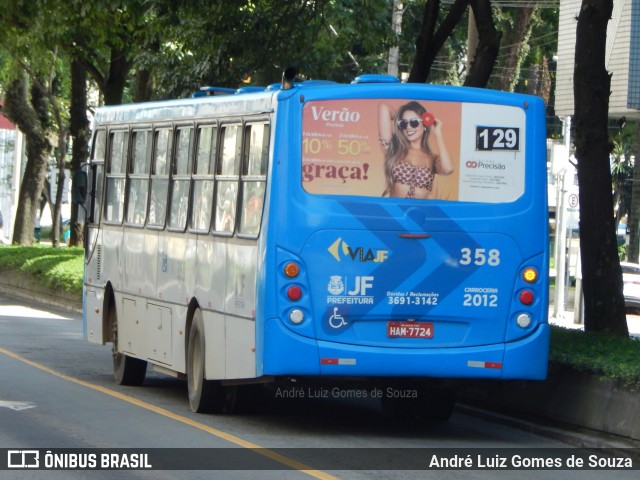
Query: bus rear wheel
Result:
<box><xmin>110</xmin><ymin>302</ymin><xmax>147</xmax><ymax>386</ymax></box>
<box><xmin>187</xmin><ymin>309</ymin><xmax>226</xmax><ymax>413</ymax></box>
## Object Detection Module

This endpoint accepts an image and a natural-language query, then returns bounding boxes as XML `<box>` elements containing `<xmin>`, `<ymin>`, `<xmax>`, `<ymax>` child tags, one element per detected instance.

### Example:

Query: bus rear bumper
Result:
<box><xmin>262</xmin><ymin>318</ymin><xmax>549</xmax><ymax>381</ymax></box>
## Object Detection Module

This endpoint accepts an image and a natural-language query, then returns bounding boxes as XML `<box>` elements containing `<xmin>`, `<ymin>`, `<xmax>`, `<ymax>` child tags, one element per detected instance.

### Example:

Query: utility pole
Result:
<box><xmin>553</xmin><ymin>116</ymin><xmax>572</xmax><ymax>318</ymax></box>
<box><xmin>554</xmin><ymin>168</ymin><xmax>567</xmax><ymax>317</ymax></box>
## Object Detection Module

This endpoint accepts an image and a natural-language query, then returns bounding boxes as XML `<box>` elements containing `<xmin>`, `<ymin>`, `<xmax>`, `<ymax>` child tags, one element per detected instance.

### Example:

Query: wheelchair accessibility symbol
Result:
<box><xmin>329</xmin><ymin>307</ymin><xmax>348</xmax><ymax>328</ymax></box>
<box><xmin>324</xmin><ymin>306</ymin><xmax>350</xmax><ymax>333</ymax></box>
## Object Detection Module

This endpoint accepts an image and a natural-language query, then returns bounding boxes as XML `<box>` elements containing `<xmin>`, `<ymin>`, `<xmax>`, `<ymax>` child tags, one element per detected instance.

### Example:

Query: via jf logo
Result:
<box><xmin>328</xmin><ymin>237</ymin><xmax>389</xmax><ymax>263</ymax></box>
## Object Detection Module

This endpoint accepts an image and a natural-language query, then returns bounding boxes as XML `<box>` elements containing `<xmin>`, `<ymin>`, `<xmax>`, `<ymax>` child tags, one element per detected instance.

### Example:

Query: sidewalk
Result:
<box><xmin>549</xmin><ymin>307</ymin><xmax>640</xmax><ymax>337</ymax></box>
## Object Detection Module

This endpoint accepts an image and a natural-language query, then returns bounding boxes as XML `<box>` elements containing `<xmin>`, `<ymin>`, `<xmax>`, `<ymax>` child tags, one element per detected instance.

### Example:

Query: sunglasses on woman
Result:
<box><xmin>397</xmin><ymin>118</ymin><xmax>422</xmax><ymax>130</ymax></box>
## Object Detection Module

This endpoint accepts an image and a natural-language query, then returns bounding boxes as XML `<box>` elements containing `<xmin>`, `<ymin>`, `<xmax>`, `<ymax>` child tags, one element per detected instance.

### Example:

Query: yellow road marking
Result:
<box><xmin>0</xmin><ymin>347</ymin><xmax>338</xmax><ymax>480</ymax></box>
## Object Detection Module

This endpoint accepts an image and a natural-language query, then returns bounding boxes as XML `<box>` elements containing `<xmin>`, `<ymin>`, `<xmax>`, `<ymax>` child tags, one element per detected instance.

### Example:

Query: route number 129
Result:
<box><xmin>476</xmin><ymin>126</ymin><xmax>519</xmax><ymax>151</ymax></box>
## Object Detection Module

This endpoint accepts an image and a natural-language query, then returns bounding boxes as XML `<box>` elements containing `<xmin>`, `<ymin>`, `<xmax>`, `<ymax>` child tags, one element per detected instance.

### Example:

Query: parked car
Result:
<box><xmin>621</xmin><ymin>262</ymin><xmax>640</xmax><ymax>312</ymax></box>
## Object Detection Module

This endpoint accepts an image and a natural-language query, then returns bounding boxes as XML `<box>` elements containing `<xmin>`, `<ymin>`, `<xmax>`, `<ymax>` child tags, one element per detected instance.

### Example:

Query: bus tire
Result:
<box><xmin>187</xmin><ymin>309</ymin><xmax>225</xmax><ymax>413</ymax></box>
<box><xmin>110</xmin><ymin>302</ymin><xmax>147</xmax><ymax>386</ymax></box>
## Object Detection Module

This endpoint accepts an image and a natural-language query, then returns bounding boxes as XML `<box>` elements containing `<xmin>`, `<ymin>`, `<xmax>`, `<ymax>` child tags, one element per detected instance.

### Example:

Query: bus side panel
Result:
<box><xmin>225</xmin><ymin>242</ymin><xmax>259</xmax><ymax>319</ymax></box>
<box><xmin>120</xmin><ymin>296</ymin><xmax>143</xmax><ymax>355</ymax></box>
<box><xmin>121</xmin><ymin>230</ymin><xmax>154</xmax><ymax>297</ymax></box>
<box><xmin>157</xmin><ymin>234</ymin><xmax>196</xmax><ymax>305</ymax></box>
<box><xmin>224</xmin><ymin>242</ymin><xmax>258</xmax><ymax>379</ymax></box>
<box><xmin>195</xmin><ymin>238</ymin><xmax>226</xmax><ymax>314</ymax></box>
<box><xmin>84</xmin><ymin>225</ymin><xmax>106</xmax><ymax>344</ymax></box>
<box><xmin>84</xmin><ymin>287</ymin><xmax>104</xmax><ymax>344</ymax></box>
<box><xmin>224</xmin><ymin>316</ymin><xmax>256</xmax><ymax>379</ymax></box>
<box><xmin>197</xmin><ymin>238</ymin><xmax>258</xmax><ymax>380</ymax></box>
<box><xmin>202</xmin><ymin>309</ymin><xmax>226</xmax><ymax>379</ymax></box>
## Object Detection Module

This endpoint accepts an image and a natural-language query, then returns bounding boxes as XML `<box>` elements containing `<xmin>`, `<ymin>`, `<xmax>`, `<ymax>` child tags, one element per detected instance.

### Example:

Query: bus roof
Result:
<box><xmin>93</xmin><ymin>76</ymin><xmax>542</xmax><ymax>126</ymax></box>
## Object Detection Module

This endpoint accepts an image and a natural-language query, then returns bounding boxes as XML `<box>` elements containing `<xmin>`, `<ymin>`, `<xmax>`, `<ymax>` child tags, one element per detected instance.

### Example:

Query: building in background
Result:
<box><xmin>0</xmin><ymin>110</ymin><xmax>23</xmax><ymax>243</ymax></box>
<box><xmin>553</xmin><ymin>0</ymin><xmax>640</xmax><ymax>315</ymax></box>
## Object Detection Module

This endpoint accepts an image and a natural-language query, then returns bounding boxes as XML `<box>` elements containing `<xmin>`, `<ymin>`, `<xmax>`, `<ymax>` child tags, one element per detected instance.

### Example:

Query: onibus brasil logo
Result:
<box><xmin>328</xmin><ymin>237</ymin><xmax>389</xmax><ymax>263</ymax></box>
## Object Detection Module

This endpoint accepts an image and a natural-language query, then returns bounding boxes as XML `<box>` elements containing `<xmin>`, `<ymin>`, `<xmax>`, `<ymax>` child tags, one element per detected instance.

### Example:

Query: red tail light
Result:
<box><xmin>519</xmin><ymin>290</ymin><xmax>534</xmax><ymax>305</ymax></box>
<box><xmin>287</xmin><ymin>286</ymin><xmax>302</xmax><ymax>301</ymax></box>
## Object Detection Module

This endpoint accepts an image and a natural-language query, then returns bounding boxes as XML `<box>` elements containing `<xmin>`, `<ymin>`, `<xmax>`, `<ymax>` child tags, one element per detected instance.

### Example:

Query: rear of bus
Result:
<box><xmin>259</xmin><ymin>79</ymin><xmax>549</xmax><ymax>389</ymax></box>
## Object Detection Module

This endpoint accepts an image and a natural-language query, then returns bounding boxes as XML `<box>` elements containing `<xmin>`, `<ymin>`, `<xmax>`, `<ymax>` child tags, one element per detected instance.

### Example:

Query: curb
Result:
<box><xmin>457</xmin><ymin>404</ymin><xmax>640</xmax><ymax>462</ymax></box>
<box><xmin>458</xmin><ymin>366</ymin><xmax>640</xmax><ymax>444</ymax></box>
<box><xmin>0</xmin><ymin>270</ymin><xmax>82</xmax><ymax>314</ymax></box>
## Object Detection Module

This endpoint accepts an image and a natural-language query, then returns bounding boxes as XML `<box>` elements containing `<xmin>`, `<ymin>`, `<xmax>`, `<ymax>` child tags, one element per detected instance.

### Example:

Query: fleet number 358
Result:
<box><xmin>459</xmin><ymin>248</ymin><xmax>501</xmax><ymax>266</ymax></box>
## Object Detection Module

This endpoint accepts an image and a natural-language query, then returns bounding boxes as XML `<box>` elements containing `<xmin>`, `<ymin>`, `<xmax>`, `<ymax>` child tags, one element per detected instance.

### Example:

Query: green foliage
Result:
<box><xmin>610</xmin><ymin>119</ymin><xmax>637</xmax><ymax>223</ymax></box>
<box><xmin>619</xmin><ymin>241</ymin><xmax>627</xmax><ymax>261</ymax></box>
<box><xmin>550</xmin><ymin>326</ymin><xmax>640</xmax><ymax>391</ymax></box>
<box><xmin>0</xmin><ymin>245</ymin><xmax>83</xmax><ymax>297</ymax></box>
<box><xmin>145</xmin><ymin>0</ymin><xmax>394</xmax><ymax>97</ymax></box>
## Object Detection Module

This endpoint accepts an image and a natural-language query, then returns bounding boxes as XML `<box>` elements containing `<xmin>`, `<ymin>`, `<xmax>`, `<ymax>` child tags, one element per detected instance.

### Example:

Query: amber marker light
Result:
<box><xmin>284</xmin><ymin>262</ymin><xmax>300</xmax><ymax>278</ymax></box>
<box><xmin>523</xmin><ymin>267</ymin><xmax>538</xmax><ymax>283</ymax></box>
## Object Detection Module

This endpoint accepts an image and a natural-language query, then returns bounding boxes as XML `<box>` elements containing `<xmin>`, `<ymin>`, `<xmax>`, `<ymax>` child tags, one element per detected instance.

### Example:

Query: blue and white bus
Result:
<box><xmin>79</xmin><ymin>73</ymin><xmax>549</xmax><ymax>420</ymax></box>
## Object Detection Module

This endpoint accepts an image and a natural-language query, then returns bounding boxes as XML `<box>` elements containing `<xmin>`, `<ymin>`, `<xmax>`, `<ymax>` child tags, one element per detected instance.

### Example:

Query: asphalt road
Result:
<box><xmin>0</xmin><ymin>292</ymin><xmax>637</xmax><ymax>479</ymax></box>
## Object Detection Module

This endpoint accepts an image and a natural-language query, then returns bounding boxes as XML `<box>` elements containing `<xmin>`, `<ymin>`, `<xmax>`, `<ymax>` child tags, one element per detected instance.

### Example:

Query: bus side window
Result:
<box><xmin>190</xmin><ymin>124</ymin><xmax>217</xmax><ymax>232</ymax></box>
<box><xmin>89</xmin><ymin>130</ymin><xmax>106</xmax><ymax>225</ymax></box>
<box><xmin>169</xmin><ymin>127</ymin><xmax>193</xmax><ymax>231</ymax></box>
<box><xmin>239</xmin><ymin>123</ymin><xmax>269</xmax><ymax>236</ymax></box>
<box><xmin>125</xmin><ymin>129</ymin><xmax>152</xmax><ymax>226</ymax></box>
<box><xmin>105</xmin><ymin>130</ymin><xmax>129</xmax><ymax>223</ymax></box>
<box><xmin>214</xmin><ymin>124</ymin><xmax>241</xmax><ymax>234</ymax></box>
<box><xmin>148</xmin><ymin>128</ymin><xmax>172</xmax><ymax>228</ymax></box>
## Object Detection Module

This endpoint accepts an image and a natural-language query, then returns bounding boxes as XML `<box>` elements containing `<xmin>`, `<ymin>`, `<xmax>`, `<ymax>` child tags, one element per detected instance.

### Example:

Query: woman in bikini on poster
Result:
<box><xmin>378</xmin><ymin>101</ymin><xmax>454</xmax><ymax>199</ymax></box>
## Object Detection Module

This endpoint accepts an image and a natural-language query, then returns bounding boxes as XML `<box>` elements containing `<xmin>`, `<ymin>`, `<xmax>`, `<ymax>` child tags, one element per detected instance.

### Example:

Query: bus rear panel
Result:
<box><xmin>260</xmin><ymin>83</ymin><xmax>549</xmax><ymax>382</ymax></box>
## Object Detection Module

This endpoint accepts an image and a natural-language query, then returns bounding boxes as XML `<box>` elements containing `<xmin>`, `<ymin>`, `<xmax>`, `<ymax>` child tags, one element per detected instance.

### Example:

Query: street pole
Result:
<box><xmin>553</xmin><ymin>116</ymin><xmax>572</xmax><ymax>318</ymax></box>
<box><xmin>554</xmin><ymin>169</ymin><xmax>567</xmax><ymax>317</ymax></box>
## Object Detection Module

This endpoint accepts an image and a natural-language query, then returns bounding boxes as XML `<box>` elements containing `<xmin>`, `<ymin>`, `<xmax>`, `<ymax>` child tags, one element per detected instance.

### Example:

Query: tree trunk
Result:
<box><xmin>574</xmin><ymin>0</ymin><xmax>628</xmax><ymax>336</ymax></box>
<box><xmin>50</xmin><ymin>108</ymin><xmax>68</xmax><ymax>248</ymax></box>
<box><xmin>135</xmin><ymin>69</ymin><xmax>154</xmax><ymax>103</ymax></box>
<box><xmin>408</xmin><ymin>0</ymin><xmax>470</xmax><ymax>83</ymax></box>
<box><xmin>2</xmin><ymin>76</ymin><xmax>52</xmax><ymax>246</ymax></box>
<box><xmin>464</xmin><ymin>0</ymin><xmax>501</xmax><ymax>88</ymax></box>
<box><xmin>103</xmin><ymin>46</ymin><xmax>133</xmax><ymax>105</ymax></box>
<box><xmin>492</xmin><ymin>6</ymin><xmax>535</xmax><ymax>92</ymax></box>
<box><xmin>69</xmin><ymin>59</ymin><xmax>89</xmax><ymax>247</ymax></box>
<box><xmin>527</xmin><ymin>56</ymin><xmax>552</xmax><ymax>105</ymax></box>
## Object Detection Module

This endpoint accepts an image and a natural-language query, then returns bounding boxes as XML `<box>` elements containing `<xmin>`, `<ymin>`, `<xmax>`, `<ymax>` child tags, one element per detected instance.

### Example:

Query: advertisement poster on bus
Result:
<box><xmin>301</xmin><ymin>99</ymin><xmax>526</xmax><ymax>203</ymax></box>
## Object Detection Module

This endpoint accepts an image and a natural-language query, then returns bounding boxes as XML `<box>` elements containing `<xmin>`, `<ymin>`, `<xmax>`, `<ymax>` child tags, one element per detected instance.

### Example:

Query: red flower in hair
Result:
<box><xmin>421</xmin><ymin>112</ymin><xmax>435</xmax><ymax>127</ymax></box>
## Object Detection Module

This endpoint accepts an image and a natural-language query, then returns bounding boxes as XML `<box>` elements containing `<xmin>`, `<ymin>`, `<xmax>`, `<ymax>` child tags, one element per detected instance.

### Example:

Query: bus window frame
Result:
<box><xmin>104</xmin><ymin>128</ymin><xmax>130</xmax><ymax>225</ymax></box>
<box><xmin>124</xmin><ymin>126</ymin><xmax>153</xmax><ymax>229</ymax></box>
<box><xmin>189</xmin><ymin>122</ymin><xmax>219</xmax><ymax>235</ymax></box>
<box><xmin>237</xmin><ymin>121</ymin><xmax>270</xmax><ymax>239</ymax></box>
<box><xmin>167</xmin><ymin>123</ymin><xmax>195</xmax><ymax>233</ymax></box>
<box><xmin>88</xmin><ymin>129</ymin><xmax>107</xmax><ymax>227</ymax></box>
<box><xmin>212</xmin><ymin>121</ymin><xmax>243</xmax><ymax>237</ymax></box>
<box><xmin>147</xmin><ymin>125</ymin><xmax>174</xmax><ymax>231</ymax></box>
